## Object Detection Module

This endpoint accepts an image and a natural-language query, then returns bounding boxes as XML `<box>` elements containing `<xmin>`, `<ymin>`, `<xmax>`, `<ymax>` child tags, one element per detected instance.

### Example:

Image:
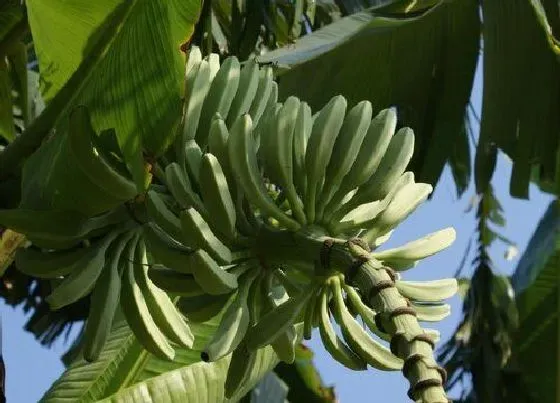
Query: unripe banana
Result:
<box><xmin>342</xmin><ymin>283</ymin><xmax>390</xmax><ymax>342</ymax></box>
<box><xmin>197</xmin><ymin>56</ymin><xmax>240</xmax><ymax>148</ymax></box>
<box><xmin>201</xmin><ymin>269</ymin><xmax>257</xmax><ymax>362</ymax></box>
<box><xmin>198</xmin><ymin>153</ymin><xmax>237</xmax><ymax>241</ymax></box>
<box><xmin>120</xmin><ymin>235</ymin><xmax>175</xmax><ymax>360</ymax></box>
<box><xmin>244</xmin><ymin>284</ymin><xmax>313</xmax><ymax>351</ymax></box>
<box><xmin>181</xmin><ymin>60</ymin><xmax>212</xmax><ymax>144</ymax></box>
<box><xmin>143</xmin><ymin>223</ymin><xmax>193</xmax><ymax>274</ymax></box>
<box><xmin>226</xmin><ymin>58</ymin><xmax>260</xmax><ymax>126</ymax></box>
<box><xmin>330</xmin><ymin>277</ymin><xmax>402</xmax><ymax>370</ymax></box>
<box><xmin>164</xmin><ymin>162</ymin><xmax>205</xmax><ymax>213</ymax></box>
<box><xmin>321</xmin><ymin>108</ymin><xmax>397</xmax><ymax>222</ymax></box>
<box><xmin>395</xmin><ymin>279</ymin><xmax>458</xmax><ymax>302</ymax></box>
<box><xmin>82</xmin><ymin>231</ymin><xmax>133</xmax><ymax>361</ymax></box>
<box><xmin>46</xmin><ymin>230</ymin><xmax>121</xmax><ymax>310</ymax></box>
<box><xmin>316</xmin><ymin>101</ymin><xmax>373</xmax><ymax>221</ymax></box>
<box><xmin>292</xmin><ymin>102</ymin><xmax>312</xmax><ymax>200</ymax></box>
<box><xmin>189</xmin><ymin>249</ymin><xmax>238</xmax><ymax>295</ymax></box>
<box><xmin>247</xmin><ymin>66</ymin><xmax>273</xmax><ymax>128</ymax></box>
<box><xmin>370</xmin><ymin>228</ymin><xmax>456</xmax><ymax>269</ymax></box>
<box><xmin>411</xmin><ymin>303</ymin><xmax>451</xmax><ymax>322</ymax></box>
<box><xmin>145</xmin><ymin>190</ymin><xmax>182</xmax><ymax>242</ymax></box>
<box><xmin>271</xmin><ymin>324</ymin><xmax>298</xmax><ymax>364</ymax></box>
<box><xmin>147</xmin><ymin>265</ymin><xmax>205</xmax><ymax>297</ymax></box>
<box><xmin>15</xmin><ymin>245</ymin><xmax>90</xmax><ymax>279</ymax></box>
<box><xmin>177</xmin><ymin>292</ymin><xmax>233</xmax><ymax>323</ymax></box>
<box><xmin>225</xmin><ymin>343</ymin><xmax>257</xmax><ymax>398</ymax></box>
<box><xmin>304</xmin><ymin>95</ymin><xmax>347</xmax><ymax>223</ymax></box>
<box><xmin>227</xmin><ymin>115</ymin><xmax>300</xmax><ymax>231</ymax></box>
<box><xmin>272</xmin><ymin>97</ymin><xmax>307</xmax><ymax>224</ymax></box>
<box><xmin>362</xmin><ymin>182</ymin><xmax>432</xmax><ymax>243</ymax></box>
<box><xmin>336</xmin><ymin>127</ymin><xmax>415</xmax><ymax>225</ymax></box>
<box><xmin>318</xmin><ymin>286</ymin><xmax>368</xmax><ymax>370</ymax></box>
<box><xmin>134</xmin><ymin>240</ymin><xmax>194</xmax><ymax>348</ymax></box>
<box><xmin>180</xmin><ymin>207</ymin><xmax>232</xmax><ymax>264</ymax></box>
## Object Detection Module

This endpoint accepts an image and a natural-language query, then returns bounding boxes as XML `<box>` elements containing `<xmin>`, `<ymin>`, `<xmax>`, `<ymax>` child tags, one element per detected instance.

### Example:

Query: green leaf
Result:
<box><xmin>17</xmin><ymin>0</ymin><xmax>201</xmax><ymax>187</ymax></box>
<box><xmin>511</xmin><ymin>200</ymin><xmax>560</xmax><ymax>403</ymax></box>
<box><xmin>258</xmin><ymin>1</ymin><xmax>480</xmax><ymax>187</ymax></box>
<box><xmin>42</xmin><ymin>316</ymin><xmax>278</xmax><ymax>403</ymax></box>
<box><xmin>0</xmin><ymin>57</ymin><xmax>15</xmax><ymax>142</ymax></box>
<box><xmin>0</xmin><ymin>1</ymin><xmax>25</xmax><ymax>56</ymax></box>
<box><xmin>478</xmin><ymin>0</ymin><xmax>560</xmax><ymax>198</ymax></box>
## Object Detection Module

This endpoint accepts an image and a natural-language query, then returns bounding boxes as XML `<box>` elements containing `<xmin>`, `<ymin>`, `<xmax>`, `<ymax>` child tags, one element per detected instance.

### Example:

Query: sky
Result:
<box><xmin>1</xmin><ymin>60</ymin><xmax>556</xmax><ymax>403</ymax></box>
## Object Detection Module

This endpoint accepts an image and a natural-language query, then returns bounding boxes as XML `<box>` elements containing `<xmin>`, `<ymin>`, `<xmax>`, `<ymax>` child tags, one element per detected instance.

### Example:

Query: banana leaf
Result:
<box><xmin>257</xmin><ymin>0</ymin><xmax>480</xmax><ymax>193</ymax></box>
<box><xmin>6</xmin><ymin>0</ymin><xmax>202</xmax><ymax>188</ymax></box>
<box><xmin>511</xmin><ymin>200</ymin><xmax>560</xmax><ymax>403</ymax></box>
<box><xmin>41</xmin><ymin>317</ymin><xmax>278</xmax><ymax>403</ymax></box>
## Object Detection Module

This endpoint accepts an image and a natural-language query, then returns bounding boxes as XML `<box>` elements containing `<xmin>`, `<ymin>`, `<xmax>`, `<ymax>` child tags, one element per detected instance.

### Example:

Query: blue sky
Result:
<box><xmin>1</xmin><ymin>60</ymin><xmax>555</xmax><ymax>403</ymax></box>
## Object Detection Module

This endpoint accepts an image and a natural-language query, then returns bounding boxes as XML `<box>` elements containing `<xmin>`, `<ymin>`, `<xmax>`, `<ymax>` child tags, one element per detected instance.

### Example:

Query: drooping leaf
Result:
<box><xmin>477</xmin><ymin>0</ymin><xmax>560</xmax><ymax>198</ymax></box>
<box><xmin>13</xmin><ymin>0</ymin><xmax>202</xmax><ymax>187</ymax></box>
<box><xmin>41</xmin><ymin>317</ymin><xmax>278</xmax><ymax>403</ymax></box>
<box><xmin>510</xmin><ymin>200</ymin><xmax>560</xmax><ymax>403</ymax></box>
<box><xmin>0</xmin><ymin>57</ymin><xmax>15</xmax><ymax>142</ymax></box>
<box><xmin>258</xmin><ymin>0</ymin><xmax>479</xmax><ymax>188</ymax></box>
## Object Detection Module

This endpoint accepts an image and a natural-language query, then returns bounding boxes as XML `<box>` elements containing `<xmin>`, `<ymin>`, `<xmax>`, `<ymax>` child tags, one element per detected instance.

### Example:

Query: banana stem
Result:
<box><xmin>347</xmin><ymin>242</ymin><xmax>448</xmax><ymax>403</ymax></box>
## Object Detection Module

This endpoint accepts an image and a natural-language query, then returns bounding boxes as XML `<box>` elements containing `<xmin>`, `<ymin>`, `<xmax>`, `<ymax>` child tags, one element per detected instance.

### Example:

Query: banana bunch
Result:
<box><xmin>136</xmin><ymin>46</ymin><xmax>458</xmax><ymax>402</ymax></box>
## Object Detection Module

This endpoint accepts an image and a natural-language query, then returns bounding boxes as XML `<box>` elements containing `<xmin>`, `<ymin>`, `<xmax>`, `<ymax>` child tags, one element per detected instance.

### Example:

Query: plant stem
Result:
<box><xmin>348</xmin><ymin>244</ymin><xmax>448</xmax><ymax>403</ymax></box>
<box><xmin>256</xmin><ymin>226</ymin><xmax>449</xmax><ymax>402</ymax></box>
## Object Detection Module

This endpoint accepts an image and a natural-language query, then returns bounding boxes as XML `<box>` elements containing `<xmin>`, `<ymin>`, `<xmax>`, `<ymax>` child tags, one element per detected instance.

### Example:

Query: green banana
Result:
<box><xmin>189</xmin><ymin>249</ymin><xmax>238</xmax><ymax>295</ymax></box>
<box><xmin>46</xmin><ymin>230</ymin><xmax>121</xmax><ymax>310</ymax></box>
<box><xmin>198</xmin><ymin>153</ymin><xmax>237</xmax><ymax>241</ymax></box>
<box><xmin>201</xmin><ymin>269</ymin><xmax>257</xmax><ymax>362</ymax></box>
<box><xmin>227</xmin><ymin>114</ymin><xmax>300</xmax><ymax>231</ymax></box>
<box><xmin>318</xmin><ymin>286</ymin><xmax>367</xmax><ymax>370</ymax></box>
<box><xmin>304</xmin><ymin>95</ymin><xmax>347</xmax><ymax>223</ymax></box>
<box><xmin>370</xmin><ymin>228</ymin><xmax>456</xmax><ymax>269</ymax></box>
<box><xmin>411</xmin><ymin>302</ymin><xmax>451</xmax><ymax>322</ymax></box>
<box><xmin>184</xmin><ymin>139</ymin><xmax>203</xmax><ymax>188</ymax></box>
<box><xmin>225</xmin><ymin>343</ymin><xmax>257</xmax><ymax>398</ymax></box>
<box><xmin>181</xmin><ymin>59</ymin><xmax>212</xmax><ymax>143</ymax></box>
<box><xmin>164</xmin><ymin>162</ymin><xmax>205</xmax><ymax>213</ymax></box>
<box><xmin>147</xmin><ymin>265</ymin><xmax>205</xmax><ymax>296</ymax></box>
<box><xmin>269</xmin><ymin>96</ymin><xmax>306</xmax><ymax>224</ymax></box>
<box><xmin>0</xmin><ymin>206</ymin><xmax>126</xmax><ymax>246</ymax></box>
<box><xmin>341</xmin><ymin>127</ymin><xmax>416</xmax><ymax>216</ymax></box>
<box><xmin>180</xmin><ymin>207</ymin><xmax>232</xmax><ymax>264</ymax></box>
<box><xmin>120</xmin><ymin>235</ymin><xmax>175</xmax><ymax>361</ymax></box>
<box><xmin>143</xmin><ymin>223</ymin><xmax>193</xmax><ymax>274</ymax></box>
<box><xmin>394</xmin><ymin>279</ymin><xmax>458</xmax><ymax>302</ymax></box>
<box><xmin>134</xmin><ymin>240</ymin><xmax>194</xmax><ymax>348</ymax></box>
<box><xmin>145</xmin><ymin>190</ymin><xmax>183</xmax><ymax>242</ymax></box>
<box><xmin>82</xmin><ymin>231</ymin><xmax>134</xmax><ymax>361</ymax></box>
<box><xmin>316</xmin><ymin>101</ymin><xmax>373</xmax><ymax>220</ymax></box>
<box><xmin>15</xmin><ymin>245</ymin><xmax>91</xmax><ymax>279</ymax></box>
<box><xmin>331</xmin><ymin>172</ymin><xmax>414</xmax><ymax>233</ymax></box>
<box><xmin>343</xmin><ymin>283</ymin><xmax>390</xmax><ymax>342</ymax></box>
<box><xmin>197</xmin><ymin>56</ymin><xmax>241</xmax><ymax>148</ymax></box>
<box><xmin>177</xmin><ymin>293</ymin><xmax>232</xmax><ymax>323</ymax></box>
<box><xmin>330</xmin><ymin>277</ymin><xmax>403</xmax><ymax>370</ymax></box>
<box><xmin>321</xmin><ymin>108</ymin><xmax>397</xmax><ymax>222</ymax></box>
<box><xmin>244</xmin><ymin>284</ymin><xmax>313</xmax><ymax>351</ymax></box>
<box><xmin>292</xmin><ymin>102</ymin><xmax>312</xmax><ymax>200</ymax></box>
<box><xmin>226</xmin><ymin>59</ymin><xmax>260</xmax><ymax>126</ymax></box>
<box><xmin>247</xmin><ymin>66</ymin><xmax>273</xmax><ymax>128</ymax></box>
<box><xmin>271</xmin><ymin>325</ymin><xmax>298</xmax><ymax>364</ymax></box>
<box><xmin>362</xmin><ymin>182</ymin><xmax>433</xmax><ymax>243</ymax></box>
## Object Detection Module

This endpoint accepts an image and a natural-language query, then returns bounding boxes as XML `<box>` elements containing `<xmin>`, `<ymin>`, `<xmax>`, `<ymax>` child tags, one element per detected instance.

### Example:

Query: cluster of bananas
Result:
<box><xmin>1</xmin><ymin>46</ymin><xmax>458</xmax><ymax>402</ymax></box>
